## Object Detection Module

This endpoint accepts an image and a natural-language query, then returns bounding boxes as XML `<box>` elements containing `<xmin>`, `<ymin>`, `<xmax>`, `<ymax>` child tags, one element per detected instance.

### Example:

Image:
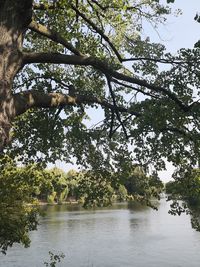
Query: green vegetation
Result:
<box><xmin>44</xmin><ymin>251</ymin><xmax>65</xmax><ymax>267</ymax></box>
<box><xmin>0</xmin><ymin>157</ymin><xmax>39</xmax><ymax>254</ymax></box>
<box><xmin>165</xmin><ymin>170</ymin><xmax>200</xmax><ymax>230</ymax></box>
<box><xmin>1</xmin><ymin>161</ymin><xmax>164</xmax><ymax>207</ymax></box>
<box><xmin>165</xmin><ymin>169</ymin><xmax>200</xmax><ymax>206</ymax></box>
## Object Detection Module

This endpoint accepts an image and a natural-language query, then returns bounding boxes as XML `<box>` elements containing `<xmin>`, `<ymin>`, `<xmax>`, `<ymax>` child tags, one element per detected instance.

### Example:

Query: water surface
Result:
<box><xmin>1</xmin><ymin>199</ymin><xmax>200</xmax><ymax>266</ymax></box>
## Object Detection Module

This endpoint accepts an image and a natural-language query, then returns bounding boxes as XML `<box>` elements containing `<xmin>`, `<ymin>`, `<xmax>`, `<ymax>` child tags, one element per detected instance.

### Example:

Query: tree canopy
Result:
<box><xmin>0</xmin><ymin>0</ymin><xmax>199</xmax><ymax>174</ymax></box>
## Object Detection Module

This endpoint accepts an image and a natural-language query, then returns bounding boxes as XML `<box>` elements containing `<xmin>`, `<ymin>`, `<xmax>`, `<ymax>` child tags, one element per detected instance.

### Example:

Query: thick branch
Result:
<box><xmin>13</xmin><ymin>91</ymin><xmax>141</xmax><ymax>117</ymax></box>
<box><xmin>29</xmin><ymin>21</ymin><xmax>82</xmax><ymax>56</ymax></box>
<box><xmin>23</xmin><ymin>52</ymin><xmax>91</xmax><ymax>65</ymax></box>
<box><xmin>22</xmin><ymin>52</ymin><xmax>189</xmax><ymax>112</ymax></box>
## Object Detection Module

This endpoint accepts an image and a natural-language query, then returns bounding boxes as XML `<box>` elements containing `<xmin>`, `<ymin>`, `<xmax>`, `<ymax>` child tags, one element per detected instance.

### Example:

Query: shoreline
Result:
<box><xmin>38</xmin><ymin>200</ymin><xmax>79</xmax><ymax>206</ymax></box>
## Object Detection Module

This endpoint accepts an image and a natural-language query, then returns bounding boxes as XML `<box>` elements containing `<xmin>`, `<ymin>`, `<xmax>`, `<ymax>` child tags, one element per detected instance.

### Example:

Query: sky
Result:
<box><xmin>52</xmin><ymin>1</ymin><xmax>200</xmax><ymax>183</ymax></box>
<box><xmin>150</xmin><ymin>0</ymin><xmax>200</xmax><ymax>52</ymax></box>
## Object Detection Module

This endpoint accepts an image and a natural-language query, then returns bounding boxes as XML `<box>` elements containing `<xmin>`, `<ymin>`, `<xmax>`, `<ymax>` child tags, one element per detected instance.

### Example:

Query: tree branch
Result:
<box><xmin>29</xmin><ymin>21</ymin><xmax>83</xmax><ymax>56</ymax></box>
<box><xmin>122</xmin><ymin>56</ymin><xmax>188</xmax><ymax>66</ymax></box>
<box><xmin>13</xmin><ymin>90</ymin><xmax>141</xmax><ymax>118</ymax></box>
<box><xmin>111</xmin><ymin>78</ymin><xmax>160</xmax><ymax>99</ymax></box>
<box><xmin>22</xmin><ymin>51</ymin><xmax>189</xmax><ymax>111</ymax></box>
<box><xmin>109</xmin><ymin>110</ymin><xmax>115</xmax><ymax>139</ymax></box>
<box><xmin>159</xmin><ymin>127</ymin><xmax>194</xmax><ymax>141</ymax></box>
<box><xmin>90</xmin><ymin>0</ymin><xmax>108</xmax><ymax>11</ymax></box>
<box><xmin>112</xmin><ymin>114</ymin><xmax>134</xmax><ymax>136</ymax></box>
<box><xmin>70</xmin><ymin>4</ymin><xmax>123</xmax><ymax>62</ymax></box>
<box><xmin>107</xmin><ymin>77</ymin><xmax>128</xmax><ymax>139</ymax></box>
<box><xmin>22</xmin><ymin>52</ymin><xmax>90</xmax><ymax>65</ymax></box>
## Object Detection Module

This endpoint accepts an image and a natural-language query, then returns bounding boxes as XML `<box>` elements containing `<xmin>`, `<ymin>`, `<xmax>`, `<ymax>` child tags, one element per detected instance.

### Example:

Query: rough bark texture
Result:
<box><xmin>13</xmin><ymin>90</ymin><xmax>140</xmax><ymax>117</ymax></box>
<box><xmin>0</xmin><ymin>0</ymin><xmax>32</xmax><ymax>150</ymax></box>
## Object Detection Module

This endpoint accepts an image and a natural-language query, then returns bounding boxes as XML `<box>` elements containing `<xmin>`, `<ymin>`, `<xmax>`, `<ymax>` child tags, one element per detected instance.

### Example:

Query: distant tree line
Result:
<box><xmin>26</xmin><ymin>165</ymin><xmax>164</xmax><ymax>207</ymax></box>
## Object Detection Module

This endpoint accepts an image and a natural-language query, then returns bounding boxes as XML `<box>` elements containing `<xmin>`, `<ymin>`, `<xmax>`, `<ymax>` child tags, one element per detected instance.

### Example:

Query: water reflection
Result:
<box><xmin>1</xmin><ymin>200</ymin><xmax>200</xmax><ymax>267</ymax></box>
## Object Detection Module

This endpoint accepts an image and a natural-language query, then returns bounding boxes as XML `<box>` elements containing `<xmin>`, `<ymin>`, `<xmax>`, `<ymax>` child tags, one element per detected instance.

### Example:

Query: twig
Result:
<box><xmin>106</xmin><ymin>76</ymin><xmax>128</xmax><ymax>139</ymax></box>
<box><xmin>70</xmin><ymin>4</ymin><xmax>123</xmax><ymax>62</ymax></box>
<box><xmin>29</xmin><ymin>21</ymin><xmax>83</xmax><ymax>56</ymax></box>
<box><xmin>109</xmin><ymin>110</ymin><xmax>115</xmax><ymax>138</ymax></box>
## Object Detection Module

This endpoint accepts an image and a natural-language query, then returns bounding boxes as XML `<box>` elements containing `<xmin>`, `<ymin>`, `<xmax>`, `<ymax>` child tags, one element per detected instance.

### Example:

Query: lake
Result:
<box><xmin>1</xmin><ymin>199</ymin><xmax>200</xmax><ymax>266</ymax></box>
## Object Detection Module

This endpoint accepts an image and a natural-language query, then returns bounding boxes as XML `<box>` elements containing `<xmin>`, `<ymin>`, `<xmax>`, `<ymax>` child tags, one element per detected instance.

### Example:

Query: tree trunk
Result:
<box><xmin>0</xmin><ymin>0</ymin><xmax>32</xmax><ymax>150</ymax></box>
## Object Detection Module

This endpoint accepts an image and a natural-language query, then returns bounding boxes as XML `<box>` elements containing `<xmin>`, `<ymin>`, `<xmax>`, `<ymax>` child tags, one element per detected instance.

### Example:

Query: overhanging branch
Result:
<box><xmin>111</xmin><ymin>79</ymin><xmax>160</xmax><ymax>99</ymax></box>
<box><xmin>13</xmin><ymin>90</ymin><xmax>141</xmax><ymax>117</ymax></box>
<box><xmin>29</xmin><ymin>21</ymin><xmax>82</xmax><ymax>56</ymax></box>
<box><xmin>22</xmin><ymin>51</ymin><xmax>189</xmax><ymax>112</ymax></box>
<box><xmin>107</xmin><ymin>77</ymin><xmax>128</xmax><ymax>139</ymax></box>
<box><xmin>70</xmin><ymin>3</ymin><xmax>123</xmax><ymax>62</ymax></box>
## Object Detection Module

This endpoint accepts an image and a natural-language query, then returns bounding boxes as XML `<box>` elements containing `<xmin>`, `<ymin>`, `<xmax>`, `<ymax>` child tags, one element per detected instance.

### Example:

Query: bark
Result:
<box><xmin>13</xmin><ymin>90</ymin><xmax>141</xmax><ymax>117</ymax></box>
<box><xmin>29</xmin><ymin>21</ymin><xmax>82</xmax><ymax>56</ymax></box>
<box><xmin>0</xmin><ymin>0</ymin><xmax>32</xmax><ymax>150</ymax></box>
<box><xmin>22</xmin><ymin>52</ymin><xmax>188</xmax><ymax>112</ymax></box>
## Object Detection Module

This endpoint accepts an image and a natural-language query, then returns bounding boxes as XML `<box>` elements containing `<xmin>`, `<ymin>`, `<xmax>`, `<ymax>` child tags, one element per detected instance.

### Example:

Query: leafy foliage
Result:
<box><xmin>9</xmin><ymin>0</ymin><xmax>176</xmax><ymax>170</ymax></box>
<box><xmin>165</xmin><ymin>169</ymin><xmax>200</xmax><ymax>230</ymax></box>
<box><xmin>44</xmin><ymin>251</ymin><xmax>65</xmax><ymax>267</ymax></box>
<box><xmin>0</xmin><ymin>157</ymin><xmax>40</xmax><ymax>254</ymax></box>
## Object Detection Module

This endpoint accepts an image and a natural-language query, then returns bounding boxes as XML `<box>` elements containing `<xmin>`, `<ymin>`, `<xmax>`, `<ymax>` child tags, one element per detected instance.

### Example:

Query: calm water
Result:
<box><xmin>1</xmin><ymin>199</ymin><xmax>200</xmax><ymax>267</ymax></box>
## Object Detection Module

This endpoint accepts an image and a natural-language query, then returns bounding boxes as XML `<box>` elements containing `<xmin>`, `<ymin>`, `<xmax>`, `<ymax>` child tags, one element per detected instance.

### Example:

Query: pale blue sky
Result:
<box><xmin>151</xmin><ymin>0</ymin><xmax>200</xmax><ymax>52</ymax></box>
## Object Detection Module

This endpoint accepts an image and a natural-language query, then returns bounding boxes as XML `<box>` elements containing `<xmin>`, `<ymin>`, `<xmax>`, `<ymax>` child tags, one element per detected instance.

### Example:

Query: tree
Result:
<box><xmin>118</xmin><ymin>165</ymin><xmax>163</xmax><ymax>207</ymax></box>
<box><xmin>1</xmin><ymin>0</ymin><xmax>199</xmax><ymax>172</ymax></box>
